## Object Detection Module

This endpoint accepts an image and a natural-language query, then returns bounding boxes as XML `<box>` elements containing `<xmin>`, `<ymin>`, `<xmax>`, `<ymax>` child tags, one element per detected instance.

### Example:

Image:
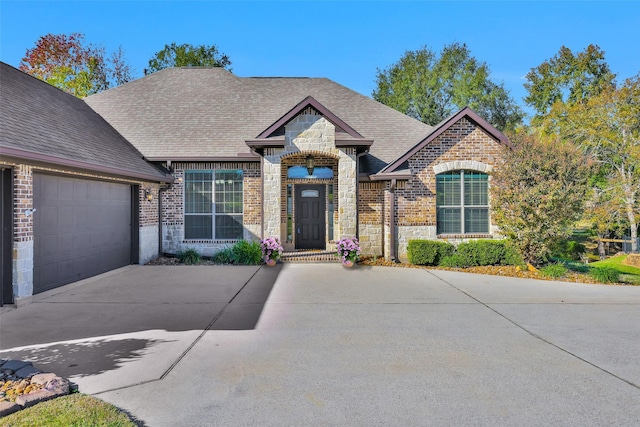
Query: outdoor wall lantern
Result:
<box><xmin>144</xmin><ymin>188</ymin><xmax>153</xmax><ymax>202</ymax></box>
<box><xmin>305</xmin><ymin>155</ymin><xmax>315</xmax><ymax>176</ymax></box>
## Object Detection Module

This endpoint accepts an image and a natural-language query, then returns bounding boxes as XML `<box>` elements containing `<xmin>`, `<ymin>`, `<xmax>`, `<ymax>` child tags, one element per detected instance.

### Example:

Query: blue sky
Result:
<box><xmin>1</xmin><ymin>1</ymin><xmax>639</xmax><ymax>117</ymax></box>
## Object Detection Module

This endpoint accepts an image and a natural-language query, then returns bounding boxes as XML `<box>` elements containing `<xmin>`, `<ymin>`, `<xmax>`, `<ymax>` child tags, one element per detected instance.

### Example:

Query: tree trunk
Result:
<box><xmin>623</xmin><ymin>182</ymin><xmax>638</xmax><ymax>253</ymax></box>
<box><xmin>598</xmin><ymin>233</ymin><xmax>606</xmax><ymax>260</ymax></box>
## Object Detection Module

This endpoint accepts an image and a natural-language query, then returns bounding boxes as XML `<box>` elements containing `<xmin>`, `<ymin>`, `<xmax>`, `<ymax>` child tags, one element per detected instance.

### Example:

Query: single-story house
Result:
<box><xmin>1</xmin><ymin>62</ymin><xmax>510</xmax><ymax>306</ymax></box>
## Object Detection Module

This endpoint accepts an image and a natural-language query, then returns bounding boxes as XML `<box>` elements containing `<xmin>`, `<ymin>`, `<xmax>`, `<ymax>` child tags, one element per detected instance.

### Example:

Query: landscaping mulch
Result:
<box><xmin>358</xmin><ymin>257</ymin><xmax>608</xmax><ymax>285</ymax></box>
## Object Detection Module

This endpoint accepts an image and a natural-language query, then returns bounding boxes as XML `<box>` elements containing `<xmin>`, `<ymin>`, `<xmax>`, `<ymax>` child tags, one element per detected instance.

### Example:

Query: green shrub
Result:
<box><xmin>540</xmin><ymin>263</ymin><xmax>569</xmax><ymax>278</ymax></box>
<box><xmin>550</xmin><ymin>240</ymin><xmax>586</xmax><ymax>261</ymax></box>
<box><xmin>589</xmin><ymin>267</ymin><xmax>620</xmax><ymax>283</ymax></box>
<box><xmin>212</xmin><ymin>247</ymin><xmax>234</xmax><ymax>264</ymax></box>
<box><xmin>439</xmin><ymin>254</ymin><xmax>466</xmax><ymax>268</ymax></box>
<box><xmin>455</xmin><ymin>240</ymin><xmax>522</xmax><ymax>267</ymax></box>
<box><xmin>231</xmin><ymin>240</ymin><xmax>263</xmax><ymax>265</ymax></box>
<box><xmin>407</xmin><ymin>240</ymin><xmax>455</xmax><ymax>266</ymax></box>
<box><xmin>178</xmin><ymin>248</ymin><xmax>201</xmax><ymax>265</ymax></box>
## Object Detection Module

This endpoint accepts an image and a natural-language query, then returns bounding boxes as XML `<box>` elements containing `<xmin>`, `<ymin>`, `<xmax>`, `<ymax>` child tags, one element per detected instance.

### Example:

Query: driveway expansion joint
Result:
<box><xmin>425</xmin><ymin>270</ymin><xmax>640</xmax><ymax>391</ymax></box>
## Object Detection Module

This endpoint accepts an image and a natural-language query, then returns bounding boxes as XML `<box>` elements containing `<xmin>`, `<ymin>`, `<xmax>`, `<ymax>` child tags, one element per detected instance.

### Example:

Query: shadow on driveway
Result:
<box><xmin>0</xmin><ymin>264</ymin><xmax>283</xmax><ymax>348</ymax></box>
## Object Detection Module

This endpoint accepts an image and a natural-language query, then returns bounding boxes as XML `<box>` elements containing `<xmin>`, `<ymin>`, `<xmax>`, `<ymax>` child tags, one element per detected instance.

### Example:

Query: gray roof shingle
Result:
<box><xmin>0</xmin><ymin>62</ymin><xmax>168</xmax><ymax>181</ymax></box>
<box><xmin>86</xmin><ymin>68</ymin><xmax>433</xmax><ymax>174</ymax></box>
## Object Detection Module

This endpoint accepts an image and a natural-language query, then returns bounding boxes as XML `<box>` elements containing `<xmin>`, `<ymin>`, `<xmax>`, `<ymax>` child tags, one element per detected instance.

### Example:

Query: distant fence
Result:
<box><xmin>623</xmin><ymin>237</ymin><xmax>640</xmax><ymax>253</ymax></box>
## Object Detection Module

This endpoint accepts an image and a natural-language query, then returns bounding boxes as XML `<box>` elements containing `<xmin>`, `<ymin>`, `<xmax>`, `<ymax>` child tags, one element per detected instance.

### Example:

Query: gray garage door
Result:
<box><xmin>34</xmin><ymin>174</ymin><xmax>133</xmax><ymax>294</ymax></box>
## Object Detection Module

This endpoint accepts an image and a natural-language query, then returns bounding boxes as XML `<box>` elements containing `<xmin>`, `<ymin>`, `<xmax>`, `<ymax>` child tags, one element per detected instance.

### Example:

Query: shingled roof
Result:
<box><xmin>0</xmin><ymin>62</ymin><xmax>169</xmax><ymax>182</ymax></box>
<box><xmin>85</xmin><ymin>67</ymin><xmax>434</xmax><ymax>174</ymax></box>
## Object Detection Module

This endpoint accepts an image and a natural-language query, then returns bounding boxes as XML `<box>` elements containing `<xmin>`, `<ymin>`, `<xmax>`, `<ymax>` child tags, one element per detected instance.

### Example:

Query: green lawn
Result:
<box><xmin>0</xmin><ymin>394</ymin><xmax>136</xmax><ymax>427</ymax></box>
<box><xmin>590</xmin><ymin>255</ymin><xmax>640</xmax><ymax>285</ymax></box>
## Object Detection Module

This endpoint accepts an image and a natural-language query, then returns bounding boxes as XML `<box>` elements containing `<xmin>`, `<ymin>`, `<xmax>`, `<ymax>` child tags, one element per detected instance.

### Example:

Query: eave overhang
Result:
<box><xmin>0</xmin><ymin>146</ymin><xmax>173</xmax><ymax>183</ymax></box>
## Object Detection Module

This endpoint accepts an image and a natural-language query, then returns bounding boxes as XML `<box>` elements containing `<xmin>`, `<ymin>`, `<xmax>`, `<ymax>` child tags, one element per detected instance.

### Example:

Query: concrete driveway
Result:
<box><xmin>1</xmin><ymin>264</ymin><xmax>639</xmax><ymax>426</ymax></box>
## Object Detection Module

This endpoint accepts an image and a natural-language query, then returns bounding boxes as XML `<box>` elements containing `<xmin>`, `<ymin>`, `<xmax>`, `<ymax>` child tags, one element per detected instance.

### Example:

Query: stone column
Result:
<box><xmin>263</xmin><ymin>149</ymin><xmax>282</xmax><ymax>239</ymax></box>
<box><xmin>337</xmin><ymin>148</ymin><xmax>357</xmax><ymax>238</ymax></box>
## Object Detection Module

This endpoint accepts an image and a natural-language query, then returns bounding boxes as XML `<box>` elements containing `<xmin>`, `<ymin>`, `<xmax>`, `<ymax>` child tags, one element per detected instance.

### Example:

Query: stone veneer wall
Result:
<box><xmin>160</xmin><ymin>162</ymin><xmax>261</xmax><ymax>257</ymax></box>
<box><xmin>262</xmin><ymin>113</ymin><xmax>358</xmax><ymax>244</ymax></box>
<box><xmin>392</xmin><ymin>117</ymin><xmax>506</xmax><ymax>261</ymax></box>
<box><xmin>0</xmin><ymin>160</ymin><xmax>162</xmax><ymax>303</ymax></box>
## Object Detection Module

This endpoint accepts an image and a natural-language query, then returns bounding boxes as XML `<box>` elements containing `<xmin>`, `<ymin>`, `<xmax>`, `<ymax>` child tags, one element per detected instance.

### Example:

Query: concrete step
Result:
<box><xmin>280</xmin><ymin>250</ymin><xmax>340</xmax><ymax>263</ymax></box>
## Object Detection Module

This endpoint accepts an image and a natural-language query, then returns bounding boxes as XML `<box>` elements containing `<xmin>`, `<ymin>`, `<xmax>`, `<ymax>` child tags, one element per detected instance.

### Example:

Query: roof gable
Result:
<box><xmin>246</xmin><ymin>95</ymin><xmax>373</xmax><ymax>150</ymax></box>
<box><xmin>256</xmin><ymin>95</ymin><xmax>363</xmax><ymax>139</ymax></box>
<box><xmin>376</xmin><ymin>107</ymin><xmax>511</xmax><ymax>176</ymax></box>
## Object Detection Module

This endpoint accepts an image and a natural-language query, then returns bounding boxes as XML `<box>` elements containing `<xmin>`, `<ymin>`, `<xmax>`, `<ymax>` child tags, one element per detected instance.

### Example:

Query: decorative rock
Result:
<box><xmin>0</xmin><ymin>401</ymin><xmax>20</xmax><ymax>417</ymax></box>
<box><xmin>44</xmin><ymin>377</ymin><xmax>69</xmax><ymax>395</ymax></box>
<box><xmin>15</xmin><ymin>365</ymin><xmax>40</xmax><ymax>379</ymax></box>
<box><xmin>30</xmin><ymin>373</ymin><xmax>57</xmax><ymax>386</ymax></box>
<box><xmin>0</xmin><ymin>360</ymin><xmax>30</xmax><ymax>373</ymax></box>
<box><xmin>15</xmin><ymin>390</ymin><xmax>59</xmax><ymax>408</ymax></box>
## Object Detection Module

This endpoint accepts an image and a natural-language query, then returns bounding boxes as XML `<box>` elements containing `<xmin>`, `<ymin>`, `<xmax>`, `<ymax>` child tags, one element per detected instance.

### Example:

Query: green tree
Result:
<box><xmin>372</xmin><ymin>43</ymin><xmax>523</xmax><ymax>132</ymax></box>
<box><xmin>490</xmin><ymin>132</ymin><xmax>592</xmax><ymax>265</ymax></box>
<box><xmin>19</xmin><ymin>33</ymin><xmax>132</xmax><ymax>98</ymax></box>
<box><xmin>559</xmin><ymin>75</ymin><xmax>640</xmax><ymax>253</ymax></box>
<box><xmin>524</xmin><ymin>44</ymin><xmax>616</xmax><ymax>125</ymax></box>
<box><xmin>145</xmin><ymin>42</ymin><xmax>231</xmax><ymax>75</ymax></box>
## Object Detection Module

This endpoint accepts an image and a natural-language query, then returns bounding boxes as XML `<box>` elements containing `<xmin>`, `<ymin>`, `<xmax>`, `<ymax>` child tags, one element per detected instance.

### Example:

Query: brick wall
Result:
<box><xmin>396</xmin><ymin>117</ymin><xmax>505</xmax><ymax>227</ymax></box>
<box><xmin>13</xmin><ymin>164</ymin><xmax>33</xmax><ymax>242</ymax></box>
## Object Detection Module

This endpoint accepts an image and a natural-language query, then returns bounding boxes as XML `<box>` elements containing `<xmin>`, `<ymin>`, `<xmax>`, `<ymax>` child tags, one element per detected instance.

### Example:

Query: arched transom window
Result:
<box><xmin>436</xmin><ymin>170</ymin><xmax>489</xmax><ymax>234</ymax></box>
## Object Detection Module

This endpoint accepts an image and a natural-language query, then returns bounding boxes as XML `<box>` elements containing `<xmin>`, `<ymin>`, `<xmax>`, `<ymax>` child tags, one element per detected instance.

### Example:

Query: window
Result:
<box><xmin>436</xmin><ymin>170</ymin><xmax>489</xmax><ymax>234</ymax></box>
<box><xmin>185</xmin><ymin>170</ymin><xmax>243</xmax><ymax>239</ymax></box>
<box><xmin>287</xmin><ymin>165</ymin><xmax>334</xmax><ymax>179</ymax></box>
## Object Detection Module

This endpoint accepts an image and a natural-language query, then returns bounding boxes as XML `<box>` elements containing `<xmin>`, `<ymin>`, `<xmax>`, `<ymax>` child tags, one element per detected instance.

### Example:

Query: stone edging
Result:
<box><xmin>0</xmin><ymin>359</ymin><xmax>70</xmax><ymax>417</ymax></box>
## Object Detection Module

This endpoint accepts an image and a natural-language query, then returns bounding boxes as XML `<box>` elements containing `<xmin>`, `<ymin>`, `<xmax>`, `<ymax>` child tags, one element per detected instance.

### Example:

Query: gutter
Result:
<box><xmin>158</xmin><ymin>183</ymin><xmax>170</xmax><ymax>255</ymax></box>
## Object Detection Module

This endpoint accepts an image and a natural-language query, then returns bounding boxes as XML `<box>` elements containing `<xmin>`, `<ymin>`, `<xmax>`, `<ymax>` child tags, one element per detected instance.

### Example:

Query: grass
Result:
<box><xmin>590</xmin><ymin>255</ymin><xmax>640</xmax><ymax>285</ymax></box>
<box><xmin>0</xmin><ymin>394</ymin><xmax>135</xmax><ymax>426</ymax></box>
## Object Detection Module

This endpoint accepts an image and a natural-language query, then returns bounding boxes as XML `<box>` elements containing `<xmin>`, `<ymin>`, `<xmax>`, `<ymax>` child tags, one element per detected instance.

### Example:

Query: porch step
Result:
<box><xmin>280</xmin><ymin>250</ymin><xmax>340</xmax><ymax>263</ymax></box>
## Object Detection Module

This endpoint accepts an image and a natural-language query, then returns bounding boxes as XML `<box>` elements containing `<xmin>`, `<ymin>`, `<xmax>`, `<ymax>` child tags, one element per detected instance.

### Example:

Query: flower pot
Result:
<box><xmin>342</xmin><ymin>260</ymin><xmax>354</xmax><ymax>268</ymax></box>
<box><xmin>266</xmin><ymin>259</ymin><xmax>277</xmax><ymax>267</ymax></box>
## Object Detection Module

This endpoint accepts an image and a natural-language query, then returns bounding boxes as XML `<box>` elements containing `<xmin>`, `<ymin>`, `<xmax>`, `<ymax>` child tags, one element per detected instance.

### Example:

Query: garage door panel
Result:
<box><xmin>34</xmin><ymin>174</ymin><xmax>132</xmax><ymax>294</ymax></box>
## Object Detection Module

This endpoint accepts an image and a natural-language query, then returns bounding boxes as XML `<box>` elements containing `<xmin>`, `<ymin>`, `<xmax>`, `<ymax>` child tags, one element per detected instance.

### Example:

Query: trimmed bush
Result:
<box><xmin>589</xmin><ymin>267</ymin><xmax>620</xmax><ymax>283</ymax></box>
<box><xmin>439</xmin><ymin>254</ymin><xmax>466</xmax><ymax>268</ymax></box>
<box><xmin>407</xmin><ymin>240</ymin><xmax>455</xmax><ymax>266</ymax></box>
<box><xmin>178</xmin><ymin>248</ymin><xmax>201</xmax><ymax>265</ymax></box>
<box><xmin>540</xmin><ymin>263</ymin><xmax>569</xmax><ymax>278</ymax></box>
<box><xmin>455</xmin><ymin>240</ymin><xmax>522</xmax><ymax>267</ymax></box>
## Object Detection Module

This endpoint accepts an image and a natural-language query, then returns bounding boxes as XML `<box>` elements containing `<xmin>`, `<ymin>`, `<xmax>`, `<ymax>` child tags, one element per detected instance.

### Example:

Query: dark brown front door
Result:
<box><xmin>295</xmin><ymin>184</ymin><xmax>325</xmax><ymax>250</ymax></box>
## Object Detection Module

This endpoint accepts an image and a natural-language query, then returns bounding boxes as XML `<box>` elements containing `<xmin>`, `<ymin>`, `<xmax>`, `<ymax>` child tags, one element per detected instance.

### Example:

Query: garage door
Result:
<box><xmin>34</xmin><ymin>174</ymin><xmax>133</xmax><ymax>294</ymax></box>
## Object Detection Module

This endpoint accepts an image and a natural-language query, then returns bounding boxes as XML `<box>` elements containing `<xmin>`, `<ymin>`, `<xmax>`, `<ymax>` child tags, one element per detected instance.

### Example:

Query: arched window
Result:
<box><xmin>436</xmin><ymin>170</ymin><xmax>489</xmax><ymax>234</ymax></box>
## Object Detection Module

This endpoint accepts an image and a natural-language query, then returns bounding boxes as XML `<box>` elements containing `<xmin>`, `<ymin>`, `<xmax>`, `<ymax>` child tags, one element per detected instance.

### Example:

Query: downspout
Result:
<box><xmin>390</xmin><ymin>178</ymin><xmax>397</xmax><ymax>262</ymax></box>
<box><xmin>260</xmin><ymin>152</ymin><xmax>264</xmax><ymax>240</ymax></box>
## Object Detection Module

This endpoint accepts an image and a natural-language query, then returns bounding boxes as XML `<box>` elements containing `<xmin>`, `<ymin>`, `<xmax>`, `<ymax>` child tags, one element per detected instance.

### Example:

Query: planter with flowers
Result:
<box><xmin>260</xmin><ymin>236</ymin><xmax>283</xmax><ymax>266</ymax></box>
<box><xmin>336</xmin><ymin>237</ymin><xmax>360</xmax><ymax>268</ymax></box>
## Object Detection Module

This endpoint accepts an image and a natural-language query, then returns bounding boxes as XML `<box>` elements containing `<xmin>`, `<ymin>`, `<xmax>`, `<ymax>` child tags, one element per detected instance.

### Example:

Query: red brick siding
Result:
<box><xmin>164</xmin><ymin>162</ymin><xmax>261</xmax><ymax>226</ymax></box>
<box><xmin>396</xmin><ymin>117</ymin><xmax>505</xmax><ymax>226</ymax></box>
<box><xmin>358</xmin><ymin>182</ymin><xmax>384</xmax><ymax>225</ymax></box>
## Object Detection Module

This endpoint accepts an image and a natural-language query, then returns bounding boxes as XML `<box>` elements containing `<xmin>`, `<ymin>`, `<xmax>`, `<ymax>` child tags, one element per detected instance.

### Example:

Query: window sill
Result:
<box><xmin>437</xmin><ymin>234</ymin><xmax>493</xmax><ymax>239</ymax></box>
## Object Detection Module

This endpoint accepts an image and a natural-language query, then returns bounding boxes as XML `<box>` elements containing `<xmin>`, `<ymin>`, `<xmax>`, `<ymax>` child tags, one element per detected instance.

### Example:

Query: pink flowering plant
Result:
<box><xmin>336</xmin><ymin>237</ymin><xmax>361</xmax><ymax>263</ymax></box>
<box><xmin>260</xmin><ymin>236</ymin><xmax>283</xmax><ymax>262</ymax></box>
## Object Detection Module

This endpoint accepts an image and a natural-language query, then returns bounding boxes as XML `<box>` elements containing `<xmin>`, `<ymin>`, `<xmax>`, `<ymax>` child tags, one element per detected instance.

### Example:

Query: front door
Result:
<box><xmin>295</xmin><ymin>184</ymin><xmax>326</xmax><ymax>250</ymax></box>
